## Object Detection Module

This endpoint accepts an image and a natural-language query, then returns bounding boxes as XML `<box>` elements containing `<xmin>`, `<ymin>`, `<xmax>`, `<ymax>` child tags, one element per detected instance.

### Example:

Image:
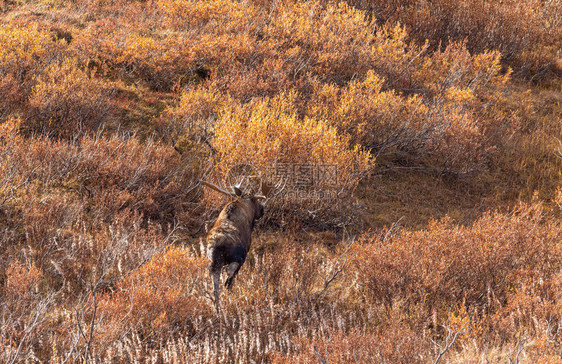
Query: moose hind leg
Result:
<box><xmin>224</xmin><ymin>262</ymin><xmax>241</xmax><ymax>290</ymax></box>
<box><xmin>211</xmin><ymin>269</ymin><xmax>221</xmax><ymax>314</ymax></box>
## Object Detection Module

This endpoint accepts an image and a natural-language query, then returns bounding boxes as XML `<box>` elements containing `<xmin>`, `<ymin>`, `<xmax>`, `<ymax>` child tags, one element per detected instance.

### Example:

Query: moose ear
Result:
<box><xmin>233</xmin><ymin>187</ymin><xmax>243</xmax><ymax>196</ymax></box>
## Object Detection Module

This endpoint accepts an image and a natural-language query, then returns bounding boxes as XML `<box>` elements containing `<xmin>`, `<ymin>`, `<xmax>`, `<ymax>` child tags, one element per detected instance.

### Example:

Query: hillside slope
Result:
<box><xmin>1</xmin><ymin>0</ymin><xmax>561</xmax><ymax>362</ymax></box>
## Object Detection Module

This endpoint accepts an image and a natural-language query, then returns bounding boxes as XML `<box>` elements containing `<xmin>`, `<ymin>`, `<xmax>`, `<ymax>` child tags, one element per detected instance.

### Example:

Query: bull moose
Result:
<box><xmin>202</xmin><ymin>179</ymin><xmax>282</xmax><ymax>314</ymax></box>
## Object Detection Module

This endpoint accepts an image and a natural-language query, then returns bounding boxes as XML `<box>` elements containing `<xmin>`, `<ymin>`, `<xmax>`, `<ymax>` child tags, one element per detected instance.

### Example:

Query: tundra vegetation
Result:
<box><xmin>0</xmin><ymin>0</ymin><xmax>561</xmax><ymax>362</ymax></box>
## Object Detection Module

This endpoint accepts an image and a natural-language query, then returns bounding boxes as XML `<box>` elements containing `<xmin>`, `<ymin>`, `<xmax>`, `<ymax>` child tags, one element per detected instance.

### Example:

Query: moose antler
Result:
<box><xmin>202</xmin><ymin>173</ymin><xmax>286</xmax><ymax>200</ymax></box>
<box><xmin>201</xmin><ymin>180</ymin><xmax>237</xmax><ymax>197</ymax></box>
<box><xmin>255</xmin><ymin>178</ymin><xmax>287</xmax><ymax>200</ymax></box>
<box><xmin>224</xmin><ymin>166</ymin><xmax>261</xmax><ymax>197</ymax></box>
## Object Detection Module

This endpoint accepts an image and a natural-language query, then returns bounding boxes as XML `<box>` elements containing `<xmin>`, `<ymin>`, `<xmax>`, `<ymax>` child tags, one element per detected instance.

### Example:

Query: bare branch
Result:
<box><xmin>83</xmin><ymin>282</ymin><xmax>98</xmax><ymax>364</ymax></box>
<box><xmin>313</xmin><ymin>346</ymin><xmax>327</xmax><ymax>364</ymax></box>
<box><xmin>314</xmin><ymin>235</ymin><xmax>355</xmax><ymax>300</ymax></box>
<box><xmin>7</xmin><ymin>292</ymin><xmax>55</xmax><ymax>364</ymax></box>
<box><xmin>508</xmin><ymin>338</ymin><xmax>526</xmax><ymax>364</ymax></box>
<box><xmin>433</xmin><ymin>322</ymin><xmax>468</xmax><ymax>364</ymax></box>
<box><xmin>383</xmin><ymin>216</ymin><xmax>405</xmax><ymax>242</ymax></box>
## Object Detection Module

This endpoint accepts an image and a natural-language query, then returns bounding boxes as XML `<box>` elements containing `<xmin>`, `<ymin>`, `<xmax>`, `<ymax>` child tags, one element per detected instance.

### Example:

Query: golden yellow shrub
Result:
<box><xmin>308</xmin><ymin>70</ymin><xmax>428</xmax><ymax>151</ymax></box>
<box><xmin>215</xmin><ymin>93</ymin><xmax>371</xmax><ymax>176</ymax></box>
<box><xmin>0</xmin><ymin>21</ymin><xmax>66</xmax><ymax>104</ymax></box>
<box><xmin>74</xmin><ymin>0</ymin><xmax>423</xmax><ymax>93</ymax></box>
<box><xmin>0</xmin><ymin>22</ymin><xmax>62</xmax><ymax>78</ymax></box>
<box><xmin>164</xmin><ymin>84</ymin><xmax>230</xmax><ymax>148</ymax></box>
<box><xmin>346</xmin><ymin>0</ymin><xmax>562</xmax><ymax>78</ymax></box>
<box><xmin>211</xmin><ymin>93</ymin><xmax>373</xmax><ymax>221</ymax></box>
<box><xmin>413</xmin><ymin>42</ymin><xmax>508</xmax><ymax>98</ymax></box>
<box><xmin>307</xmin><ymin>67</ymin><xmax>493</xmax><ymax>174</ymax></box>
<box><xmin>26</xmin><ymin>59</ymin><xmax>111</xmax><ymax>138</ymax></box>
<box><xmin>157</xmin><ymin>0</ymin><xmax>255</xmax><ymax>28</ymax></box>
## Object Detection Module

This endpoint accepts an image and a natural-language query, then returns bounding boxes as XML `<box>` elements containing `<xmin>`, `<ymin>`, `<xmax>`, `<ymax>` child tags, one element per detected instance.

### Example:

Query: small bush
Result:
<box><xmin>307</xmin><ymin>42</ymin><xmax>513</xmax><ymax>174</ymax></box>
<box><xmin>1</xmin><ymin>261</ymin><xmax>53</xmax><ymax>364</ymax></box>
<box><xmin>75</xmin><ymin>0</ymin><xmax>421</xmax><ymax>92</ymax></box>
<box><xmin>98</xmin><ymin>247</ymin><xmax>211</xmax><ymax>341</ymax></box>
<box><xmin>0</xmin><ymin>21</ymin><xmax>67</xmax><ymax>119</ymax></box>
<box><xmin>0</xmin><ymin>120</ymin><xmax>199</xmax><ymax>224</ymax></box>
<box><xmin>0</xmin><ymin>121</ymin><xmax>202</xmax><ymax>296</ymax></box>
<box><xmin>0</xmin><ymin>21</ymin><xmax>66</xmax><ymax>98</ymax></box>
<box><xmin>26</xmin><ymin>59</ymin><xmax>112</xmax><ymax>138</ymax></box>
<box><xmin>163</xmin><ymin>84</ymin><xmax>229</xmax><ymax>149</ymax></box>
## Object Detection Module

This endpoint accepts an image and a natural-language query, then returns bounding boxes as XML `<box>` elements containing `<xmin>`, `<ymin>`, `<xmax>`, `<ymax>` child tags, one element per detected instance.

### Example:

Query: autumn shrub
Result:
<box><xmin>412</xmin><ymin>42</ymin><xmax>509</xmax><ymax>98</ymax></box>
<box><xmin>0</xmin><ymin>119</ymin><xmax>200</xmax><ymax>224</ymax></box>
<box><xmin>98</xmin><ymin>247</ymin><xmax>211</xmax><ymax>343</ymax></box>
<box><xmin>96</xmin><ymin>237</ymin><xmax>369</xmax><ymax>363</ymax></box>
<box><xmin>73</xmin><ymin>134</ymin><xmax>201</xmax><ymax>222</ymax></box>
<box><xmin>160</xmin><ymin>17</ymin><xmax>518</xmax><ymax>175</ymax></box>
<box><xmin>306</xmin><ymin>41</ymin><xmax>514</xmax><ymax>174</ymax></box>
<box><xmin>344</xmin><ymin>0</ymin><xmax>562</xmax><ymax>79</ymax></box>
<box><xmin>209</xmin><ymin>7</ymin><xmax>421</xmax><ymax>98</ymax></box>
<box><xmin>79</xmin><ymin>29</ymin><xmax>195</xmax><ymax>91</ymax></box>
<box><xmin>162</xmin><ymin>83</ymin><xmax>230</xmax><ymax>150</ymax></box>
<box><xmin>76</xmin><ymin>0</ymin><xmax>525</xmax><ymax>177</ymax></box>
<box><xmin>308</xmin><ymin>70</ymin><xmax>428</xmax><ymax>152</ymax></box>
<box><xmin>210</xmin><ymin>93</ymin><xmax>373</xmax><ymax>224</ymax></box>
<box><xmin>404</xmin><ymin>41</ymin><xmax>516</xmax><ymax>173</ymax></box>
<box><xmin>0</xmin><ymin>118</ymin><xmax>203</xmax><ymax>295</ymax></box>
<box><xmin>352</xmin><ymin>201</ymin><xmax>562</xmax><ymax>344</ymax></box>
<box><xmin>25</xmin><ymin>59</ymin><xmax>113</xmax><ymax>138</ymax></box>
<box><xmin>1</xmin><ymin>0</ymin><xmax>561</xmax><ymax>362</ymax></box>
<box><xmin>0</xmin><ymin>21</ymin><xmax>66</xmax><ymax>112</ymax></box>
<box><xmin>556</xmin><ymin>187</ymin><xmax>562</xmax><ymax>212</ymax></box>
<box><xmin>309</xmin><ymin>70</ymin><xmax>479</xmax><ymax>171</ymax></box>
<box><xmin>0</xmin><ymin>118</ymin><xmax>202</xmax><ymax>360</ymax></box>
<box><xmin>156</xmin><ymin>0</ymin><xmax>256</xmax><ymax>28</ymax></box>
<box><xmin>0</xmin><ymin>260</ymin><xmax>55</xmax><ymax>364</ymax></box>
<box><xmin>74</xmin><ymin>0</ymin><xmax>259</xmax><ymax>91</ymax></box>
<box><xmin>74</xmin><ymin>0</ymin><xmax>422</xmax><ymax>93</ymax></box>
<box><xmin>259</xmin><ymin>3</ymin><xmax>413</xmax><ymax>87</ymax></box>
<box><xmin>0</xmin><ymin>200</ymin><xmax>169</xmax><ymax>361</ymax></box>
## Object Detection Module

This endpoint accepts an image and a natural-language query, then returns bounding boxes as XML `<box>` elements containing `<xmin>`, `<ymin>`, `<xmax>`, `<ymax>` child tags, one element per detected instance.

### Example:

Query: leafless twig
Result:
<box><xmin>313</xmin><ymin>336</ymin><xmax>331</xmax><ymax>364</ymax></box>
<box><xmin>313</xmin><ymin>345</ymin><xmax>327</xmax><ymax>364</ymax></box>
<box><xmin>314</xmin><ymin>234</ymin><xmax>355</xmax><ymax>300</ymax></box>
<box><xmin>383</xmin><ymin>216</ymin><xmax>404</xmax><ymax>242</ymax></box>
<box><xmin>432</xmin><ymin>322</ymin><xmax>468</xmax><ymax>364</ymax></box>
<box><xmin>508</xmin><ymin>338</ymin><xmax>526</xmax><ymax>364</ymax></box>
<box><xmin>7</xmin><ymin>292</ymin><xmax>55</xmax><ymax>364</ymax></box>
